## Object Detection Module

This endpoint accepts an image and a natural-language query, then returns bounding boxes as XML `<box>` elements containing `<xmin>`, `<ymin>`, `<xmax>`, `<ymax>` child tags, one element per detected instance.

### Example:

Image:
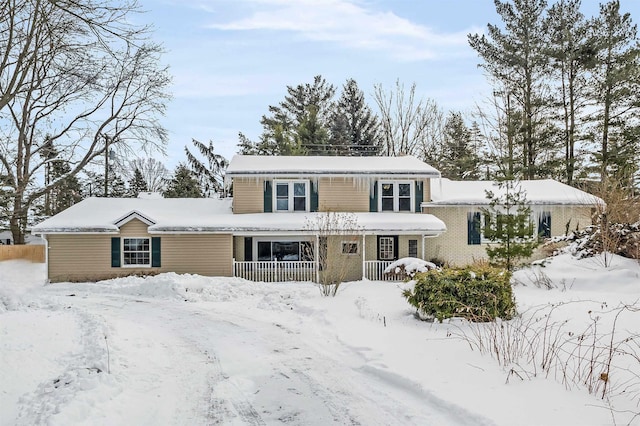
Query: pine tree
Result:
<box><xmin>260</xmin><ymin>75</ymin><xmax>336</xmax><ymax>155</ymax></box>
<box><xmin>127</xmin><ymin>168</ymin><xmax>148</xmax><ymax>197</ymax></box>
<box><xmin>38</xmin><ymin>139</ymin><xmax>82</xmax><ymax>215</ymax></box>
<box><xmin>184</xmin><ymin>139</ymin><xmax>228</xmax><ymax>197</ymax></box>
<box><xmin>163</xmin><ymin>164</ymin><xmax>203</xmax><ymax>198</ymax></box>
<box><xmin>482</xmin><ymin>180</ymin><xmax>539</xmax><ymax>270</ymax></box>
<box><xmin>469</xmin><ymin>0</ymin><xmax>556</xmax><ymax>179</ymax></box>
<box><xmin>438</xmin><ymin>112</ymin><xmax>482</xmax><ymax>180</ymax></box>
<box><xmin>329</xmin><ymin>78</ymin><xmax>381</xmax><ymax>156</ymax></box>
<box><xmin>545</xmin><ymin>0</ymin><xmax>594</xmax><ymax>185</ymax></box>
<box><xmin>588</xmin><ymin>0</ymin><xmax>640</xmax><ymax>186</ymax></box>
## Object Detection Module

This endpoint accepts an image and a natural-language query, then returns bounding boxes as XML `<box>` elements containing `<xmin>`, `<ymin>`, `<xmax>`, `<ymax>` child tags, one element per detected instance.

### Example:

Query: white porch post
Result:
<box><xmin>422</xmin><ymin>235</ymin><xmax>426</xmax><ymax>260</ymax></box>
<box><xmin>315</xmin><ymin>234</ymin><xmax>319</xmax><ymax>283</ymax></box>
<box><xmin>362</xmin><ymin>234</ymin><xmax>366</xmax><ymax>279</ymax></box>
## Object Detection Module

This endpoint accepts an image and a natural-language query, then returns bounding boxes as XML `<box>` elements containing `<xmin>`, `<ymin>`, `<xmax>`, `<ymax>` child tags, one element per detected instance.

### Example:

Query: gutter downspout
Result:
<box><xmin>43</xmin><ymin>234</ymin><xmax>49</xmax><ymax>284</ymax></box>
<box><xmin>361</xmin><ymin>234</ymin><xmax>366</xmax><ymax>280</ymax></box>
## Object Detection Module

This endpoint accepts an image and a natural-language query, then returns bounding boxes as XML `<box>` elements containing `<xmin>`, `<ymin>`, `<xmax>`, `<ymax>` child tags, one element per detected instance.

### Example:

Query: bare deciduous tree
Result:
<box><xmin>124</xmin><ymin>157</ymin><xmax>169</xmax><ymax>193</ymax></box>
<box><xmin>0</xmin><ymin>0</ymin><xmax>170</xmax><ymax>243</ymax></box>
<box><xmin>373</xmin><ymin>80</ymin><xmax>444</xmax><ymax>159</ymax></box>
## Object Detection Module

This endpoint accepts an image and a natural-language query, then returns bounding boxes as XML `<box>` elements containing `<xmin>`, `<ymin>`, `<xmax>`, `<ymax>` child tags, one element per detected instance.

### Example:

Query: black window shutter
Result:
<box><xmin>310</xmin><ymin>181</ymin><xmax>319</xmax><ymax>212</ymax></box>
<box><xmin>467</xmin><ymin>212</ymin><xmax>481</xmax><ymax>245</ymax></box>
<box><xmin>414</xmin><ymin>181</ymin><xmax>423</xmax><ymax>212</ymax></box>
<box><xmin>393</xmin><ymin>236</ymin><xmax>399</xmax><ymax>260</ymax></box>
<box><xmin>263</xmin><ymin>180</ymin><xmax>272</xmax><ymax>212</ymax></box>
<box><xmin>369</xmin><ymin>181</ymin><xmax>378</xmax><ymax>212</ymax></box>
<box><xmin>244</xmin><ymin>237</ymin><xmax>253</xmax><ymax>261</ymax></box>
<box><xmin>539</xmin><ymin>211</ymin><xmax>551</xmax><ymax>238</ymax></box>
<box><xmin>151</xmin><ymin>237</ymin><xmax>161</xmax><ymax>267</ymax></box>
<box><xmin>111</xmin><ymin>237</ymin><xmax>121</xmax><ymax>267</ymax></box>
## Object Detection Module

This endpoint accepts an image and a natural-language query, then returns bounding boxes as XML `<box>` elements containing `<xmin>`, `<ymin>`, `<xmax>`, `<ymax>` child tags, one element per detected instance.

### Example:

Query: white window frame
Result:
<box><xmin>341</xmin><ymin>241</ymin><xmax>359</xmax><ymax>255</ymax></box>
<box><xmin>408</xmin><ymin>239</ymin><xmax>418</xmax><ymax>258</ymax></box>
<box><xmin>273</xmin><ymin>180</ymin><xmax>310</xmax><ymax>213</ymax></box>
<box><xmin>122</xmin><ymin>237</ymin><xmax>151</xmax><ymax>268</ymax></box>
<box><xmin>378</xmin><ymin>236</ymin><xmax>395</xmax><ymax>260</ymax></box>
<box><xmin>254</xmin><ymin>237</ymin><xmax>314</xmax><ymax>261</ymax></box>
<box><xmin>378</xmin><ymin>181</ymin><xmax>414</xmax><ymax>212</ymax></box>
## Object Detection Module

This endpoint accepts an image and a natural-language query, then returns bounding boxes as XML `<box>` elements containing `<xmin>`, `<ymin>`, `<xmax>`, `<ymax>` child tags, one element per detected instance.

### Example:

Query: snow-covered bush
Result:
<box><xmin>402</xmin><ymin>265</ymin><xmax>515</xmax><ymax>323</ymax></box>
<box><xmin>383</xmin><ymin>257</ymin><xmax>437</xmax><ymax>279</ymax></box>
<box><xmin>549</xmin><ymin>221</ymin><xmax>640</xmax><ymax>261</ymax></box>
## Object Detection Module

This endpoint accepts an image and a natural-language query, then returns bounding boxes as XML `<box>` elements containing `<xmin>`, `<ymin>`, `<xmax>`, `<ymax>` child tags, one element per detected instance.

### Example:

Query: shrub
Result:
<box><xmin>403</xmin><ymin>265</ymin><xmax>515</xmax><ymax>322</ymax></box>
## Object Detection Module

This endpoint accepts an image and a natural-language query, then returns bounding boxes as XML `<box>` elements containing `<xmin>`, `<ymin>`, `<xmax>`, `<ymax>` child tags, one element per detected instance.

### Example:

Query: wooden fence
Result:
<box><xmin>0</xmin><ymin>245</ymin><xmax>45</xmax><ymax>263</ymax></box>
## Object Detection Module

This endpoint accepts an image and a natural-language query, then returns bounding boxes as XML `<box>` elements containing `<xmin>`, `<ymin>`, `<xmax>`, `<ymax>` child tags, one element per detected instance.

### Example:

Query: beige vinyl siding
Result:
<box><xmin>47</xmin><ymin>218</ymin><xmax>233</xmax><ymax>282</ymax></box>
<box><xmin>233</xmin><ymin>236</ymin><xmax>245</xmax><ymax>261</ymax></box>
<box><xmin>422</xmin><ymin>178</ymin><xmax>431</xmax><ymax>203</ymax></box>
<box><xmin>120</xmin><ymin>218</ymin><xmax>149</xmax><ymax>235</ymax></box>
<box><xmin>423</xmin><ymin>205</ymin><xmax>595</xmax><ymax>266</ymax></box>
<box><xmin>48</xmin><ymin>234</ymin><xmax>114</xmax><ymax>282</ymax></box>
<box><xmin>320</xmin><ymin>235</ymin><xmax>362</xmax><ymax>282</ymax></box>
<box><xmin>233</xmin><ymin>177</ymin><xmax>265</xmax><ymax>214</ymax></box>
<box><xmin>318</xmin><ymin>178</ymin><xmax>369</xmax><ymax>212</ymax></box>
<box><xmin>160</xmin><ymin>234</ymin><xmax>232</xmax><ymax>276</ymax></box>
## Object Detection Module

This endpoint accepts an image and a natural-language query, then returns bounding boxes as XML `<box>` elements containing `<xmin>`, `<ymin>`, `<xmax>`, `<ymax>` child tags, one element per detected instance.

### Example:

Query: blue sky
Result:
<box><xmin>136</xmin><ymin>0</ymin><xmax>637</xmax><ymax>168</ymax></box>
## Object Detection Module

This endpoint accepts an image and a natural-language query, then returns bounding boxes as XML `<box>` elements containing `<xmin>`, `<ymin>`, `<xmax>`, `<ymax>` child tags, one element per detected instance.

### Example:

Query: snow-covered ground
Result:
<box><xmin>1</xmin><ymin>254</ymin><xmax>640</xmax><ymax>425</ymax></box>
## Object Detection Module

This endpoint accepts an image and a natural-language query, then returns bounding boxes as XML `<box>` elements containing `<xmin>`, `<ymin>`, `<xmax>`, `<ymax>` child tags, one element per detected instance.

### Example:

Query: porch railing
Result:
<box><xmin>233</xmin><ymin>260</ymin><xmax>316</xmax><ymax>282</ymax></box>
<box><xmin>363</xmin><ymin>260</ymin><xmax>405</xmax><ymax>281</ymax></box>
<box><xmin>233</xmin><ymin>260</ymin><xmax>407</xmax><ymax>283</ymax></box>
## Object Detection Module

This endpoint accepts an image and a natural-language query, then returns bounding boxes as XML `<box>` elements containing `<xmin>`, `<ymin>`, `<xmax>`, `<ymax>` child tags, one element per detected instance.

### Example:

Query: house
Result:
<box><xmin>423</xmin><ymin>178</ymin><xmax>601</xmax><ymax>266</ymax></box>
<box><xmin>31</xmin><ymin>155</ymin><xmax>600</xmax><ymax>283</ymax></box>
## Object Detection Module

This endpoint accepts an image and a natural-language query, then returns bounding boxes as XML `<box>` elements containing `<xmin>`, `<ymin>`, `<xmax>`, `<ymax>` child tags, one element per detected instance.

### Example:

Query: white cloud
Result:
<box><xmin>206</xmin><ymin>0</ymin><xmax>477</xmax><ymax>62</ymax></box>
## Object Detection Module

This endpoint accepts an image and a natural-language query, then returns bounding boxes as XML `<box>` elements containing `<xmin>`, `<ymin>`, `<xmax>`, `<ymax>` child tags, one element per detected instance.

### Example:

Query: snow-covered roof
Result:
<box><xmin>32</xmin><ymin>197</ymin><xmax>446</xmax><ymax>235</ymax></box>
<box><xmin>225</xmin><ymin>155</ymin><xmax>441</xmax><ymax>178</ymax></box>
<box><xmin>426</xmin><ymin>178</ymin><xmax>603</xmax><ymax>206</ymax></box>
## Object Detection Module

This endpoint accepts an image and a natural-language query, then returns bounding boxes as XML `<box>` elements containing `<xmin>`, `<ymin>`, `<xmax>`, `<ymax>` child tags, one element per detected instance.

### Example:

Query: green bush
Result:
<box><xmin>403</xmin><ymin>264</ymin><xmax>515</xmax><ymax>322</ymax></box>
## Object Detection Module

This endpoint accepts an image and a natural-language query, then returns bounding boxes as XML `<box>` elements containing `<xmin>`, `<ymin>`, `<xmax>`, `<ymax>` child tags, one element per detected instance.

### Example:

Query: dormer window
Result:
<box><xmin>379</xmin><ymin>181</ymin><xmax>414</xmax><ymax>212</ymax></box>
<box><xmin>274</xmin><ymin>180</ymin><xmax>310</xmax><ymax>212</ymax></box>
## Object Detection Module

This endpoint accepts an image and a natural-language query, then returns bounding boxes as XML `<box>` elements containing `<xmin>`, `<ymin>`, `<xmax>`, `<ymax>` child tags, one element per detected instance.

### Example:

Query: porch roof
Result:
<box><xmin>32</xmin><ymin>197</ymin><xmax>446</xmax><ymax>236</ymax></box>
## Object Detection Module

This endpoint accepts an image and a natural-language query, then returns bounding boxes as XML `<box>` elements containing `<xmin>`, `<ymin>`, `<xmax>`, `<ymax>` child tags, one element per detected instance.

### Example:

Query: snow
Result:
<box><xmin>2</xmin><ymin>254</ymin><xmax>640</xmax><ymax>425</ymax></box>
<box><xmin>225</xmin><ymin>154</ymin><xmax>441</xmax><ymax>177</ymax></box>
<box><xmin>31</xmin><ymin>198</ymin><xmax>446</xmax><ymax>235</ymax></box>
<box><xmin>383</xmin><ymin>257</ymin><xmax>437</xmax><ymax>276</ymax></box>
<box><xmin>428</xmin><ymin>178</ymin><xmax>603</xmax><ymax>206</ymax></box>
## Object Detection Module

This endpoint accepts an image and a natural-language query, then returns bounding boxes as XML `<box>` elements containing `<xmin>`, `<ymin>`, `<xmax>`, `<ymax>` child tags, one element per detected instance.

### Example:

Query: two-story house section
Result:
<box><xmin>224</xmin><ymin>155</ymin><xmax>446</xmax><ymax>282</ymax></box>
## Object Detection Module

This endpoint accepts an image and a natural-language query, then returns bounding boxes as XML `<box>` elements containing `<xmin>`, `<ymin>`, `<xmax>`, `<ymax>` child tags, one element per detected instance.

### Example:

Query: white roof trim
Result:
<box><xmin>113</xmin><ymin>211</ymin><xmax>156</xmax><ymax>227</ymax></box>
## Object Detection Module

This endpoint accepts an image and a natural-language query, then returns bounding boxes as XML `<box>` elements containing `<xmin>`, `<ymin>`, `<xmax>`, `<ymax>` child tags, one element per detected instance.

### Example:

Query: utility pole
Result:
<box><xmin>104</xmin><ymin>135</ymin><xmax>110</xmax><ymax>197</ymax></box>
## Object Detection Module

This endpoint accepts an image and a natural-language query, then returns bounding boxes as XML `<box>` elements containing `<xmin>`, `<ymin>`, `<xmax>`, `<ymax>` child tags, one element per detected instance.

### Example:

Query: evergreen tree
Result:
<box><xmin>296</xmin><ymin>105</ymin><xmax>330</xmax><ymax>155</ymax></box>
<box><xmin>38</xmin><ymin>139</ymin><xmax>82</xmax><ymax>215</ymax></box>
<box><xmin>163</xmin><ymin>164</ymin><xmax>203</xmax><ymax>198</ymax></box>
<box><xmin>588</xmin><ymin>0</ymin><xmax>640</xmax><ymax>185</ymax></box>
<box><xmin>107</xmin><ymin>168</ymin><xmax>126</xmax><ymax>197</ymax></box>
<box><xmin>469</xmin><ymin>0</ymin><xmax>556</xmax><ymax>179</ymax></box>
<box><xmin>237</xmin><ymin>132</ymin><xmax>259</xmax><ymax>155</ymax></box>
<box><xmin>260</xmin><ymin>75</ymin><xmax>336</xmax><ymax>155</ymax></box>
<box><xmin>482</xmin><ymin>180</ymin><xmax>539</xmax><ymax>270</ymax></box>
<box><xmin>438</xmin><ymin>112</ymin><xmax>482</xmax><ymax>180</ymax></box>
<box><xmin>329</xmin><ymin>78</ymin><xmax>381</xmax><ymax>156</ymax></box>
<box><xmin>185</xmin><ymin>139</ymin><xmax>228</xmax><ymax>197</ymax></box>
<box><xmin>127</xmin><ymin>168</ymin><xmax>148</xmax><ymax>197</ymax></box>
<box><xmin>545</xmin><ymin>0</ymin><xmax>594</xmax><ymax>185</ymax></box>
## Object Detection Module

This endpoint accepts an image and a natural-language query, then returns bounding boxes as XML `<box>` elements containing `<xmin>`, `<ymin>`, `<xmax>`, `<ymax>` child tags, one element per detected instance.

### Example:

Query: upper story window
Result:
<box><xmin>274</xmin><ymin>180</ymin><xmax>309</xmax><ymax>212</ymax></box>
<box><xmin>379</xmin><ymin>181</ymin><xmax>414</xmax><ymax>212</ymax></box>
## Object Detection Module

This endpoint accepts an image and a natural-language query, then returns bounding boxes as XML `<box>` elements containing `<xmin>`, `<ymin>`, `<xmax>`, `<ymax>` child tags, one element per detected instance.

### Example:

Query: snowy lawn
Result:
<box><xmin>1</xmin><ymin>254</ymin><xmax>640</xmax><ymax>425</ymax></box>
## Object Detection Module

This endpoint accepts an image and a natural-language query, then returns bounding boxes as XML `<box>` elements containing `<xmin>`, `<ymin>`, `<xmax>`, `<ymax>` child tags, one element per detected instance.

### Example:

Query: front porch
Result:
<box><xmin>232</xmin><ymin>259</ymin><xmax>406</xmax><ymax>282</ymax></box>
